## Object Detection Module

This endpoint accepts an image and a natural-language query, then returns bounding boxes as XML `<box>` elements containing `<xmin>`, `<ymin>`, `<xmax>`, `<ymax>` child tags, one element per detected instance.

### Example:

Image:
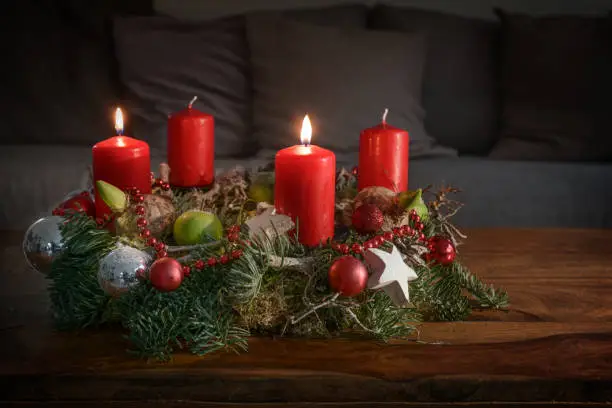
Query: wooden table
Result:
<box><xmin>1</xmin><ymin>229</ymin><xmax>611</xmax><ymax>407</ymax></box>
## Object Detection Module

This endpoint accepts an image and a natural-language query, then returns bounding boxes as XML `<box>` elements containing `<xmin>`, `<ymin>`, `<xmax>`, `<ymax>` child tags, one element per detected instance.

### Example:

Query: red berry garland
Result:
<box><xmin>352</xmin><ymin>204</ymin><xmax>384</xmax><ymax>234</ymax></box>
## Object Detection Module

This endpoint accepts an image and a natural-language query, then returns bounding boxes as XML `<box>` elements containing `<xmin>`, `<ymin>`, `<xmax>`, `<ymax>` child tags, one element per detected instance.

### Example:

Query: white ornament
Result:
<box><xmin>364</xmin><ymin>245</ymin><xmax>418</xmax><ymax>307</ymax></box>
<box><xmin>244</xmin><ymin>207</ymin><xmax>294</xmax><ymax>240</ymax></box>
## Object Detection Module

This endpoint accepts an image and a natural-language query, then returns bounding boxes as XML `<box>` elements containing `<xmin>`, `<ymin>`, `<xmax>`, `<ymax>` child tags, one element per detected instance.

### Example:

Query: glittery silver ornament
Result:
<box><xmin>23</xmin><ymin>216</ymin><xmax>65</xmax><ymax>275</ymax></box>
<box><xmin>98</xmin><ymin>245</ymin><xmax>152</xmax><ymax>296</ymax></box>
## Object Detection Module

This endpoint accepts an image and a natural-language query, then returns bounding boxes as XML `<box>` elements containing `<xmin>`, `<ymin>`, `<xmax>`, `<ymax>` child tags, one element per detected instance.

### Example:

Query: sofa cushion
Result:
<box><xmin>369</xmin><ymin>5</ymin><xmax>500</xmax><ymax>155</ymax></box>
<box><xmin>489</xmin><ymin>10</ymin><xmax>612</xmax><ymax>161</ymax></box>
<box><xmin>2</xmin><ymin>0</ymin><xmax>152</xmax><ymax>146</ymax></box>
<box><xmin>113</xmin><ymin>15</ymin><xmax>253</xmax><ymax>157</ymax></box>
<box><xmin>247</xmin><ymin>15</ymin><xmax>457</xmax><ymax>157</ymax></box>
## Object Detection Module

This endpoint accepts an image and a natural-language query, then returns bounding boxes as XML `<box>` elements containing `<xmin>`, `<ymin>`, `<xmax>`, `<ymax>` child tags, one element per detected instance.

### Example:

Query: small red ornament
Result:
<box><xmin>427</xmin><ymin>235</ymin><xmax>456</xmax><ymax>266</ymax></box>
<box><xmin>149</xmin><ymin>257</ymin><xmax>184</xmax><ymax>292</ymax></box>
<box><xmin>350</xmin><ymin>243</ymin><xmax>363</xmax><ymax>254</ymax></box>
<box><xmin>182</xmin><ymin>265</ymin><xmax>191</xmax><ymax>277</ymax></box>
<box><xmin>59</xmin><ymin>193</ymin><xmax>95</xmax><ymax>217</ymax></box>
<box><xmin>194</xmin><ymin>260</ymin><xmax>205</xmax><ymax>269</ymax></box>
<box><xmin>328</xmin><ymin>256</ymin><xmax>368</xmax><ymax>297</ymax></box>
<box><xmin>352</xmin><ymin>204</ymin><xmax>384</xmax><ymax>234</ymax></box>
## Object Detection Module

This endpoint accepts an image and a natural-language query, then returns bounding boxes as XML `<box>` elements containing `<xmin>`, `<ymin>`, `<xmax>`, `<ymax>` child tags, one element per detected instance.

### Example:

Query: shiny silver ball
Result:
<box><xmin>23</xmin><ymin>216</ymin><xmax>65</xmax><ymax>275</ymax></box>
<box><xmin>98</xmin><ymin>245</ymin><xmax>152</xmax><ymax>296</ymax></box>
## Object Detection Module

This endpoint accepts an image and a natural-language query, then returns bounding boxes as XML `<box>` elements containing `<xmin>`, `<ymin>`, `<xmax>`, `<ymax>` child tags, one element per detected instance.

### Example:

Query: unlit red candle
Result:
<box><xmin>167</xmin><ymin>96</ymin><xmax>215</xmax><ymax>188</ymax></box>
<box><xmin>358</xmin><ymin>109</ymin><xmax>409</xmax><ymax>192</ymax></box>
<box><xmin>92</xmin><ymin>108</ymin><xmax>151</xmax><ymax>218</ymax></box>
<box><xmin>275</xmin><ymin>115</ymin><xmax>336</xmax><ymax>247</ymax></box>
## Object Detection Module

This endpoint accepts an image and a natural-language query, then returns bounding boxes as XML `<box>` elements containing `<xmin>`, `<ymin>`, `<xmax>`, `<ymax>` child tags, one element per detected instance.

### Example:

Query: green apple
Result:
<box><xmin>173</xmin><ymin>210</ymin><xmax>223</xmax><ymax>245</ymax></box>
<box><xmin>398</xmin><ymin>189</ymin><xmax>429</xmax><ymax>221</ymax></box>
<box><xmin>248</xmin><ymin>172</ymin><xmax>274</xmax><ymax>204</ymax></box>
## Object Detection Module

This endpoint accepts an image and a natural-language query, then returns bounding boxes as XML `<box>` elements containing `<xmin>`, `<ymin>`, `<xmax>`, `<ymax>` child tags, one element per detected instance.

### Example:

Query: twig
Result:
<box><xmin>268</xmin><ymin>255</ymin><xmax>315</xmax><ymax>272</ymax></box>
<box><xmin>166</xmin><ymin>241</ymin><xmax>220</xmax><ymax>253</ymax></box>
<box><xmin>289</xmin><ymin>293</ymin><xmax>340</xmax><ymax>325</ymax></box>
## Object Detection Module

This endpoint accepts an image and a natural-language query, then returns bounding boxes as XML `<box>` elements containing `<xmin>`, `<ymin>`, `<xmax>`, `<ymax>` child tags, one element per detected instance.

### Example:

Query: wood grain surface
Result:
<box><xmin>1</xmin><ymin>228</ymin><xmax>611</xmax><ymax>407</ymax></box>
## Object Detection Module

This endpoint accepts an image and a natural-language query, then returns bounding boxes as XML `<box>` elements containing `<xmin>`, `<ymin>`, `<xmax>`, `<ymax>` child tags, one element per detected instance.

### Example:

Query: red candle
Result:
<box><xmin>167</xmin><ymin>96</ymin><xmax>214</xmax><ymax>187</ymax></box>
<box><xmin>93</xmin><ymin>108</ymin><xmax>151</xmax><ymax>218</ymax></box>
<box><xmin>358</xmin><ymin>109</ymin><xmax>409</xmax><ymax>192</ymax></box>
<box><xmin>275</xmin><ymin>115</ymin><xmax>336</xmax><ymax>247</ymax></box>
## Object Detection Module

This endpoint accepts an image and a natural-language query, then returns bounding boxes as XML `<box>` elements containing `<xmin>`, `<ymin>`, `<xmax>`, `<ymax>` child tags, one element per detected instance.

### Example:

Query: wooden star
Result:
<box><xmin>364</xmin><ymin>245</ymin><xmax>418</xmax><ymax>307</ymax></box>
<box><xmin>244</xmin><ymin>207</ymin><xmax>294</xmax><ymax>240</ymax></box>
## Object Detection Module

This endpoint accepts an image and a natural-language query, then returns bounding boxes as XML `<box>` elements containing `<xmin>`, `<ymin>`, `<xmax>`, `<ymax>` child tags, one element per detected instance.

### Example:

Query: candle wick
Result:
<box><xmin>382</xmin><ymin>108</ymin><xmax>389</xmax><ymax>125</ymax></box>
<box><xmin>188</xmin><ymin>96</ymin><xmax>198</xmax><ymax>109</ymax></box>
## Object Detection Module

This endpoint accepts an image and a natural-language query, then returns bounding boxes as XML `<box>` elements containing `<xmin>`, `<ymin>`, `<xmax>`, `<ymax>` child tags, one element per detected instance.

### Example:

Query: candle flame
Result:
<box><xmin>300</xmin><ymin>114</ymin><xmax>312</xmax><ymax>145</ymax></box>
<box><xmin>115</xmin><ymin>107</ymin><xmax>124</xmax><ymax>135</ymax></box>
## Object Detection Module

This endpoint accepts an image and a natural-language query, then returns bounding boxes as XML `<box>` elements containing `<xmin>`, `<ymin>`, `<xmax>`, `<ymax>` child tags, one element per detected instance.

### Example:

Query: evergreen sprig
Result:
<box><xmin>48</xmin><ymin>212</ymin><xmax>117</xmax><ymax>329</ymax></box>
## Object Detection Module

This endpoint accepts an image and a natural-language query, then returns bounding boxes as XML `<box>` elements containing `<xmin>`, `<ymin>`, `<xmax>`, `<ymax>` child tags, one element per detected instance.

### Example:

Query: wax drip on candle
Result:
<box><xmin>382</xmin><ymin>108</ymin><xmax>389</xmax><ymax>125</ymax></box>
<box><xmin>188</xmin><ymin>96</ymin><xmax>198</xmax><ymax>109</ymax></box>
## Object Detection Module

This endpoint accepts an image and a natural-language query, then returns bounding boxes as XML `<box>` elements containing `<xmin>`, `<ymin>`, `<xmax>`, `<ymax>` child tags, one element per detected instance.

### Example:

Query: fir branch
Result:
<box><xmin>48</xmin><ymin>213</ymin><xmax>117</xmax><ymax>329</ymax></box>
<box><xmin>450</xmin><ymin>262</ymin><xmax>509</xmax><ymax>310</ymax></box>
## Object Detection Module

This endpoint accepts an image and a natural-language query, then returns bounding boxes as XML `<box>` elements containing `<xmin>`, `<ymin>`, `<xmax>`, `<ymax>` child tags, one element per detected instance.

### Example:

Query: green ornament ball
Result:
<box><xmin>173</xmin><ymin>210</ymin><xmax>223</xmax><ymax>245</ymax></box>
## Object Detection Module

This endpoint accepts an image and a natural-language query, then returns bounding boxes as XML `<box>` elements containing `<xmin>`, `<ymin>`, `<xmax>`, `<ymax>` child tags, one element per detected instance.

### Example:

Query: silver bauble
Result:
<box><xmin>98</xmin><ymin>245</ymin><xmax>152</xmax><ymax>296</ymax></box>
<box><xmin>23</xmin><ymin>216</ymin><xmax>65</xmax><ymax>275</ymax></box>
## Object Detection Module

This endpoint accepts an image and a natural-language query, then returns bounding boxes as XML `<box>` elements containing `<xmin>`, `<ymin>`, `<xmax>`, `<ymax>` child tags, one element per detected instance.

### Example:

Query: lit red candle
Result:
<box><xmin>358</xmin><ymin>109</ymin><xmax>409</xmax><ymax>192</ymax></box>
<box><xmin>93</xmin><ymin>108</ymin><xmax>151</xmax><ymax>218</ymax></box>
<box><xmin>167</xmin><ymin>96</ymin><xmax>214</xmax><ymax>187</ymax></box>
<box><xmin>275</xmin><ymin>115</ymin><xmax>336</xmax><ymax>247</ymax></box>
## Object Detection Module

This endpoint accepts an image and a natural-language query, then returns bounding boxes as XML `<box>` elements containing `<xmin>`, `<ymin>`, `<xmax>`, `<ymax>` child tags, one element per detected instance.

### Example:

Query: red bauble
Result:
<box><xmin>328</xmin><ymin>256</ymin><xmax>368</xmax><ymax>297</ymax></box>
<box><xmin>427</xmin><ymin>236</ymin><xmax>456</xmax><ymax>266</ymax></box>
<box><xmin>351</xmin><ymin>204</ymin><xmax>384</xmax><ymax>234</ymax></box>
<box><xmin>59</xmin><ymin>193</ymin><xmax>95</xmax><ymax>216</ymax></box>
<box><xmin>149</xmin><ymin>257</ymin><xmax>184</xmax><ymax>292</ymax></box>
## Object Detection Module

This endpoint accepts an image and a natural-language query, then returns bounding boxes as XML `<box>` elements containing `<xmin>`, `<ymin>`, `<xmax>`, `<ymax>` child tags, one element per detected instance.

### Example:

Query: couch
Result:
<box><xmin>2</xmin><ymin>0</ymin><xmax>611</xmax><ymax>230</ymax></box>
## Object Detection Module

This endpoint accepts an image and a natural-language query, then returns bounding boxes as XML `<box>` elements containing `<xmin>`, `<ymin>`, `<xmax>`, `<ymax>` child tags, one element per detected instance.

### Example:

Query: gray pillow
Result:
<box><xmin>113</xmin><ymin>16</ymin><xmax>252</xmax><ymax>157</ymax></box>
<box><xmin>489</xmin><ymin>10</ymin><xmax>612</xmax><ymax>161</ymax></box>
<box><xmin>370</xmin><ymin>5</ymin><xmax>500</xmax><ymax>155</ymax></box>
<box><xmin>247</xmin><ymin>15</ymin><xmax>456</xmax><ymax>157</ymax></box>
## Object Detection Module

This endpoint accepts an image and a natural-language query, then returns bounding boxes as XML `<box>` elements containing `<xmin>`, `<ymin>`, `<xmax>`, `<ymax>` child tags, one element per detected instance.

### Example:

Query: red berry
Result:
<box><xmin>393</xmin><ymin>227</ymin><xmax>403</xmax><ymax>237</ymax></box>
<box><xmin>419</xmin><ymin>233</ymin><xmax>426</xmax><ymax>241</ymax></box>
<box><xmin>351</xmin><ymin>243</ymin><xmax>363</xmax><ymax>254</ymax></box>
<box><xmin>242</xmin><ymin>239</ymin><xmax>252</xmax><ymax>247</ymax></box>
<box><xmin>194</xmin><ymin>260</ymin><xmax>205</xmax><ymax>269</ymax></box>
<box><xmin>364</xmin><ymin>240</ymin><xmax>375</xmax><ymax>249</ymax></box>
<box><xmin>136</xmin><ymin>217</ymin><xmax>147</xmax><ymax>228</ymax></box>
<box><xmin>52</xmin><ymin>208</ymin><xmax>59</xmax><ymax>216</ymax></box>
<box><xmin>339</xmin><ymin>244</ymin><xmax>350</xmax><ymax>255</ymax></box>
<box><xmin>130</xmin><ymin>188</ymin><xmax>140</xmax><ymax>196</ymax></box>
<box><xmin>220</xmin><ymin>255</ymin><xmax>229</xmax><ymax>264</ymax></box>
<box><xmin>415</xmin><ymin>221</ymin><xmax>424</xmax><ymax>231</ymax></box>
<box><xmin>351</xmin><ymin>204</ymin><xmax>384</xmax><ymax>234</ymax></box>
<box><xmin>154</xmin><ymin>242</ymin><xmax>166</xmax><ymax>252</ymax></box>
<box><xmin>351</xmin><ymin>166</ymin><xmax>359</xmax><ymax>176</ymax></box>
<box><xmin>134</xmin><ymin>195</ymin><xmax>145</xmax><ymax>203</ymax></box>
<box><xmin>134</xmin><ymin>205</ymin><xmax>145</xmax><ymax>215</ymax></box>
<box><xmin>207</xmin><ymin>257</ymin><xmax>217</xmax><ymax>267</ymax></box>
<box><xmin>231</xmin><ymin>249</ymin><xmax>243</xmax><ymax>259</ymax></box>
<box><xmin>383</xmin><ymin>231</ymin><xmax>394</xmax><ymax>241</ymax></box>
<box><xmin>147</xmin><ymin>237</ymin><xmax>157</xmax><ymax>247</ymax></box>
<box><xmin>161</xmin><ymin>183</ymin><xmax>171</xmax><ymax>191</ymax></box>
<box><xmin>409</xmin><ymin>209</ymin><xmax>417</xmax><ymax>217</ymax></box>
<box><xmin>401</xmin><ymin>225</ymin><xmax>411</xmax><ymax>235</ymax></box>
<box><xmin>139</xmin><ymin>229</ymin><xmax>151</xmax><ymax>238</ymax></box>
<box><xmin>374</xmin><ymin>236</ymin><xmax>385</xmax><ymax>247</ymax></box>
<box><xmin>227</xmin><ymin>232</ymin><xmax>239</xmax><ymax>242</ymax></box>
<box><xmin>156</xmin><ymin>250</ymin><xmax>168</xmax><ymax>258</ymax></box>
<box><xmin>95</xmin><ymin>218</ymin><xmax>104</xmax><ymax>226</ymax></box>
<box><xmin>182</xmin><ymin>266</ymin><xmax>191</xmax><ymax>276</ymax></box>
